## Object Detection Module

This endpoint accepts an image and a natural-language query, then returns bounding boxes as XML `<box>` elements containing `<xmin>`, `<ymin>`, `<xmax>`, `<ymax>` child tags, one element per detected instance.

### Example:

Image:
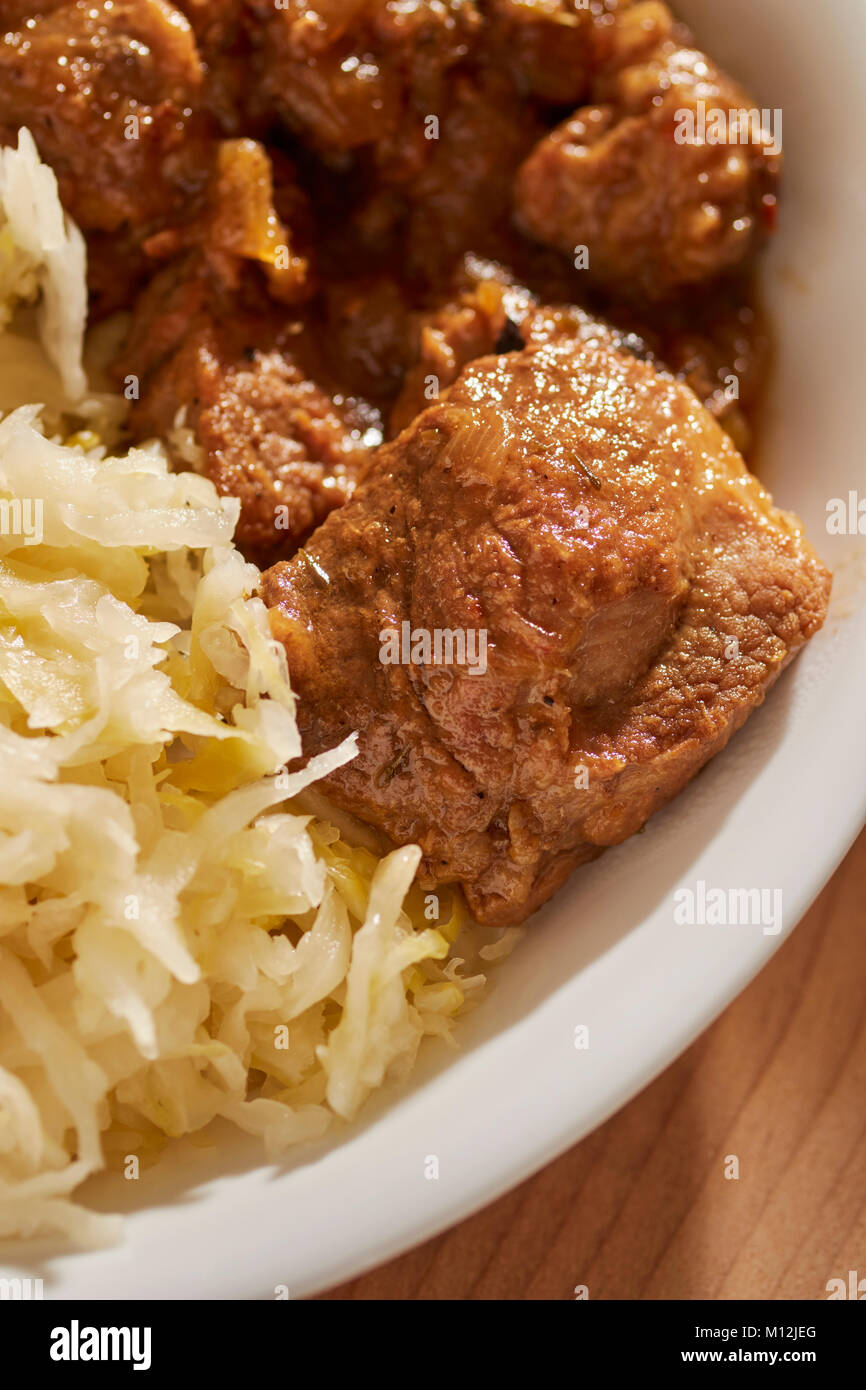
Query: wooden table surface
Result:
<box><xmin>323</xmin><ymin>825</ymin><xmax>866</xmax><ymax>1301</ymax></box>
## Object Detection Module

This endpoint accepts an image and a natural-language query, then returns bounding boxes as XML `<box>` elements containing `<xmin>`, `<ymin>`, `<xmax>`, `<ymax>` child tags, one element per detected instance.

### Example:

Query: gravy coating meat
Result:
<box><xmin>121</xmin><ymin>282</ymin><xmax>376</xmax><ymax>567</ymax></box>
<box><xmin>262</xmin><ymin>339</ymin><xmax>830</xmax><ymax>926</ymax></box>
<box><xmin>172</xmin><ymin>1</ymin><xmax>254</xmax><ymax>134</ymax></box>
<box><xmin>395</xmin><ymin>65</ymin><xmax>543</xmax><ymax>288</ymax></box>
<box><xmin>119</xmin><ymin>262</ymin><xmax>377</xmax><ymax>567</ymax></box>
<box><xmin>0</xmin><ymin>0</ymin><xmax>219</xmax><ymax>315</ymax></box>
<box><xmin>227</xmin><ymin>0</ymin><xmax>480</xmax><ymax>173</ymax></box>
<box><xmin>0</xmin><ymin>0</ymin><xmax>210</xmax><ymax>234</ymax></box>
<box><xmin>116</xmin><ymin>138</ymin><xmax>377</xmax><ymax>564</ymax></box>
<box><xmin>390</xmin><ymin>255</ymin><xmax>763</xmax><ymax>450</ymax></box>
<box><xmin>514</xmin><ymin>2</ymin><xmax>780</xmax><ymax>301</ymax></box>
<box><xmin>389</xmin><ymin>257</ymin><xmax>533</xmax><ymax>435</ymax></box>
<box><xmin>480</xmin><ymin>0</ymin><xmax>630</xmax><ymax>106</ymax></box>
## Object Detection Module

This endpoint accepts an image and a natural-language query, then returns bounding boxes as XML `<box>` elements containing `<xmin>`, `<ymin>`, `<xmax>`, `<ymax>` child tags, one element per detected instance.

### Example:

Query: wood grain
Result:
<box><xmin>322</xmin><ymin>826</ymin><xmax>866</xmax><ymax>1301</ymax></box>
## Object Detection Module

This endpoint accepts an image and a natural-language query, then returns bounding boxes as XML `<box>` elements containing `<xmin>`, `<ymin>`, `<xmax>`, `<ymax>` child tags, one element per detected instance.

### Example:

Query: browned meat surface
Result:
<box><xmin>387</xmin><ymin>256</ymin><xmax>641</xmax><ymax>435</ymax></box>
<box><xmin>390</xmin><ymin>255</ymin><xmax>766</xmax><ymax>450</ymax></box>
<box><xmin>625</xmin><ymin>290</ymin><xmax>769</xmax><ymax>455</ymax></box>
<box><xmin>139</xmin><ymin>137</ymin><xmax>311</xmax><ymax>305</ymax></box>
<box><xmin>85</xmin><ymin>133</ymin><xmax>309</xmax><ymax>320</ymax></box>
<box><xmin>389</xmin><ymin>258</ymin><xmax>532</xmax><ymax>434</ymax></box>
<box><xmin>514</xmin><ymin>3</ymin><xmax>780</xmax><ymax>301</ymax></box>
<box><xmin>396</xmin><ymin>65</ymin><xmax>543</xmax><ymax>287</ymax></box>
<box><xmin>173</xmin><ymin>0</ymin><xmax>260</xmax><ymax>135</ymax></box>
<box><xmin>479</xmin><ymin>0</ymin><xmax>630</xmax><ymax>105</ymax></box>
<box><xmin>0</xmin><ymin>0</ymin><xmax>211</xmax><ymax>234</ymax></box>
<box><xmin>119</xmin><ymin>250</ymin><xmax>377</xmax><ymax>566</ymax></box>
<box><xmin>114</xmin><ymin>139</ymin><xmax>376</xmax><ymax>565</ymax></box>
<box><xmin>318</xmin><ymin>276</ymin><xmax>416</xmax><ymax>405</ymax></box>
<box><xmin>305</xmin><ymin>59</ymin><xmax>569</xmax><ymax>302</ymax></box>
<box><xmin>0</xmin><ymin>1</ymin><xmax>65</xmax><ymax>21</ymax></box>
<box><xmin>247</xmin><ymin>0</ymin><xmax>479</xmax><ymax>171</ymax></box>
<box><xmin>262</xmin><ymin>337</ymin><xmax>830</xmax><ymax>926</ymax></box>
<box><xmin>518</xmin><ymin>286</ymin><xmax>768</xmax><ymax>452</ymax></box>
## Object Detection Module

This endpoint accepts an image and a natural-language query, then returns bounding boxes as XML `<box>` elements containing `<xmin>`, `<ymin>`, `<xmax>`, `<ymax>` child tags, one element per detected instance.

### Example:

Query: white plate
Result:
<box><xmin>2</xmin><ymin>0</ymin><xmax>865</xmax><ymax>1300</ymax></box>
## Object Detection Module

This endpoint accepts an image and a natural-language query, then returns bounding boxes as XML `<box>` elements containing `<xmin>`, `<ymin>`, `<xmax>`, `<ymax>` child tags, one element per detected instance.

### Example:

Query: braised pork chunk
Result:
<box><xmin>0</xmin><ymin>0</ymin><xmax>209</xmax><ymax>234</ymax></box>
<box><xmin>118</xmin><ymin>251</ymin><xmax>377</xmax><ymax>567</ymax></box>
<box><xmin>263</xmin><ymin>338</ymin><xmax>830</xmax><ymax>926</ymax></box>
<box><xmin>514</xmin><ymin>5</ymin><xmax>780</xmax><ymax>301</ymax></box>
